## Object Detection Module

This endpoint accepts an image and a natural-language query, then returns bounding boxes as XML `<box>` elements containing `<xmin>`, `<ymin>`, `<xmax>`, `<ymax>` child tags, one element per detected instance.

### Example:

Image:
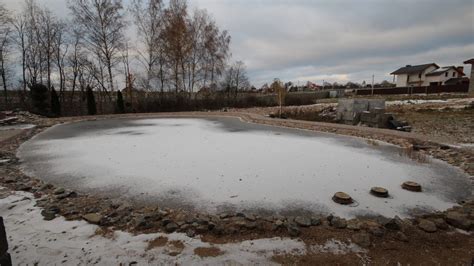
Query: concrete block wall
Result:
<box><xmin>336</xmin><ymin>99</ymin><xmax>385</xmax><ymax>125</ymax></box>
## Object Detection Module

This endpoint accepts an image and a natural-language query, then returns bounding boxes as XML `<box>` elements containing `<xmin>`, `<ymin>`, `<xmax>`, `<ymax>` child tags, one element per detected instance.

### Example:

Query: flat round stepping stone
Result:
<box><xmin>402</xmin><ymin>181</ymin><xmax>422</xmax><ymax>192</ymax></box>
<box><xmin>332</xmin><ymin>192</ymin><xmax>353</xmax><ymax>205</ymax></box>
<box><xmin>370</xmin><ymin>187</ymin><xmax>389</xmax><ymax>198</ymax></box>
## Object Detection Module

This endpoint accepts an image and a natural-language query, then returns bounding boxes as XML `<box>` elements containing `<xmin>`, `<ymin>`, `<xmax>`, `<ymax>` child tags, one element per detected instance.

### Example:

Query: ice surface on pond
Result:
<box><xmin>18</xmin><ymin>117</ymin><xmax>471</xmax><ymax>218</ymax></box>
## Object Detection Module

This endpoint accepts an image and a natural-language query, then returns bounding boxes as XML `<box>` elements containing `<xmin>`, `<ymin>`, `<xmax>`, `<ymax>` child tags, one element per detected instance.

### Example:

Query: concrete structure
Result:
<box><xmin>329</xmin><ymin>89</ymin><xmax>344</xmax><ymax>98</ymax></box>
<box><xmin>463</xmin><ymin>58</ymin><xmax>474</xmax><ymax>96</ymax></box>
<box><xmin>391</xmin><ymin>63</ymin><xmax>465</xmax><ymax>87</ymax></box>
<box><xmin>336</xmin><ymin>99</ymin><xmax>390</xmax><ymax>127</ymax></box>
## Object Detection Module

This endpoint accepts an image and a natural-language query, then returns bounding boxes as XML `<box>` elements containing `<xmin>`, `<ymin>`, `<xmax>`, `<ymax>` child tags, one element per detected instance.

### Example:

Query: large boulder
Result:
<box><xmin>41</xmin><ymin>210</ymin><xmax>57</xmax><ymax>221</ymax></box>
<box><xmin>330</xmin><ymin>217</ymin><xmax>347</xmax><ymax>229</ymax></box>
<box><xmin>384</xmin><ymin>216</ymin><xmax>403</xmax><ymax>231</ymax></box>
<box><xmin>165</xmin><ymin>222</ymin><xmax>179</xmax><ymax>233</ymax></box>
<box><xmin>351</xmin><ymin>232</ymin><xmax>371</xmax><ymax>248</ymax></box>
<box><xmin>83</xmin><ymin>213</ymin><xmax>103</xmax><ymax>225</ymax></box>
<box><xmin>287</xmin><ymin>223</ymin><xmax>301</xmax><ymax>237</ymax></box>
<box><xmin>418</xmin><ymin>219</ymin><xmax>437</xmax><ymax>233</ymax></box>
<box><xmin>445</xmin><ymin>212</ymin><xmax>471</xmax><ymax>231</ymax></box>
<box><xmin>294</xmin><ymin>216</ymin><xmax>312</xmax><ymax>227</ymax></box>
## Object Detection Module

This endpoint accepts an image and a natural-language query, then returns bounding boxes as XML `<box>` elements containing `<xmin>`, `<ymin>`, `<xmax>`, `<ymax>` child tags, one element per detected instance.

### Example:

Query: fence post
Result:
<box><xmin>0</xmin><ymin>217</ymin><xmax>12</xmax><ymax>266</ymax></box>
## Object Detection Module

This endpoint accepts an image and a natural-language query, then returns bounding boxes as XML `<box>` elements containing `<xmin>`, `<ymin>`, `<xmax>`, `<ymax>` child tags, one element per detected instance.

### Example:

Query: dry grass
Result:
<box><xmin>194</xmin><ymin>247</ymin><xmax>225</xmax><ymax>258</ymax></box>
<box><xmin>399</xmin><ymin>147</ymin><xmax>429</xmax><ymax>163</ymax></box>
<box><xmin>366</xmin><ymin>139</ymin><xmax>380</xmax><ymax>146</ymax></box>
<box><xmin>146</xmin><ymin>236</ymin><xmax>168</xmax><ymax>251</ymax></box>
<box><xmin>166</xmin><ymin>240</ymin><xmax>186</xmax><ymax>256</ymax></box>
<box><xmin>168</xmin><ymin>240</ymin><xmax>185</xmax><ymax>250</ymax></box>
<box><xmin>92</xmin><ymin>227</ymin><xmax>116</xmax><ymax>240</ymax></box>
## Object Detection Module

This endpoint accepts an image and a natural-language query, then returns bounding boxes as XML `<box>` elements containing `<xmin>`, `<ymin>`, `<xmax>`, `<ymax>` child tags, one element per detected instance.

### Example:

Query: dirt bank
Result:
<box><xmin>1</xmin><ymin>109</ymin><xmax>473</xmax><ymax>264</ymax></box>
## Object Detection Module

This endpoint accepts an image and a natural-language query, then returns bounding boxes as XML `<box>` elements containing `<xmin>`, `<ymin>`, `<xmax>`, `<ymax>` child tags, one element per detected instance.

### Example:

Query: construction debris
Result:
<box><xmin>336</xmin><ymin>99</ymin><xmax>411</xmax><ymax>131</ymax></box>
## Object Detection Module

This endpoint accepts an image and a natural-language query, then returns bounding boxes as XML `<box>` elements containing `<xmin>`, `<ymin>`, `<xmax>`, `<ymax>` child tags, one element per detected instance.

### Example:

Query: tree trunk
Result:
<box><xmin>1</xmin><ymin>53</ymin><xmax>7</xmax><ymax>109</ymax></box>
<box><xmin>107</xmin><ymin>62</ymin><xmax>114</xmax><ymax>93</ymax></box>
<box><xmin>21</xmin><ymin>42</ymin><xmax>27</xmax><ymax>93</ymax></box>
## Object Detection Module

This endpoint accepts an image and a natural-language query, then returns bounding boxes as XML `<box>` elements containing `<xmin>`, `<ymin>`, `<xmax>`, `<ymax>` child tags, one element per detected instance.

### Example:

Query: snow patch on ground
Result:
<box><xmin>387</xmin><ymin>97</ymin><xmax>474</xmax><ymax>107</ymax></box>
<box><xmin>387</xmin><ymin>99</ymin><xmax>448</xmax><ymax>105</ymax></box>
<box><xmin>0</xmin><ymin>124</ymin><xmax>36</xmax><ymax>130</ymax></box>
<box><xmin>0</xmin><ymin>189</ymin><xmax>309</xmax><ymax>264</ymax></box>
<box><xmin>0</xmin><ymin>188</ymin><xmax>368</xmax><ymax>264</ymax></box>
<box><xmin>452</xmin><ymin>143</ymin><xmax>474</xmax><ymax>149</ymax></box>
<box><xmin>309</xmin><ymin>239</ymin><xmax>365</xmax><ymax>255</ymax></box>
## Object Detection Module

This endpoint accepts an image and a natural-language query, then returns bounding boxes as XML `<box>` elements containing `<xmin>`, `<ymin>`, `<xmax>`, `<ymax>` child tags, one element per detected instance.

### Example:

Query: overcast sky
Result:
<box><xmin>3</xmin><ymin>0</ymin><xmax>474</xmax><ymax>86</ymax></box>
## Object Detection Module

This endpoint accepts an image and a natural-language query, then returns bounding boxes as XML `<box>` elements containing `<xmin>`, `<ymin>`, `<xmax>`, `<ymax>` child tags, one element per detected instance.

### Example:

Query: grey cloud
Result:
<box><xmin>194</xmin><ymin>0</ymin><xmax>473</xmax><ymax>85</ymax></box>
<box><xmin>4</xmin><ymin>0</ymin><xmax>474</xmax><ymax>86</ymax></box>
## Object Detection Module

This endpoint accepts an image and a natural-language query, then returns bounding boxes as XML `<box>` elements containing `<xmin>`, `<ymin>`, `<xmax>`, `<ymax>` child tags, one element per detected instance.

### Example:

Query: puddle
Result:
<box><xmin>17</xmin><ymin>117</ymin><xmax>471</xmax><ymax>218</ymax></box>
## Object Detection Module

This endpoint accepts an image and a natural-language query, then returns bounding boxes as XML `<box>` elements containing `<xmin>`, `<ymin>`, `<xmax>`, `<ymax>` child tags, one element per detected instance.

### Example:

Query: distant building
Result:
<box><xmin>424</xmin><ymin>66</ymin><xmax>465</xmax><ymax>86</ymax></box>
<box><xmin>464</xmin><ymin>58</ymin><xmax>474</xmax><ymax>96</ymax></box>
<box><xmin>306</xmin><ymin>81</ymin><xmax>322</xmax><ymax>91</ymax></box>
<box><xmin>391</xmin><ymin>63</ymin><xmax>465</xmax><ymax>87</ymax></box>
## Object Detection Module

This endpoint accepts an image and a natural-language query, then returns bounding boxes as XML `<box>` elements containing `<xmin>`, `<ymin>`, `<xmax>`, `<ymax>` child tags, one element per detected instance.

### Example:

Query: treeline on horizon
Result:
<box><xmin>0</xmin><ymin>0</ymin><xmax>256</xmax><ymax>115</ymax></box>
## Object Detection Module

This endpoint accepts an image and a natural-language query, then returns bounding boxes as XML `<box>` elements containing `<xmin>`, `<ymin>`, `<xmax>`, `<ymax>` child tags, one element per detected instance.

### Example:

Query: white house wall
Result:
<box><xmin>396</xmin><ymin>74</ymin><xmax>408</xmax><ymax>87</ymax></box>
<box><xmin>424</xmin><ymin>69</ymin><xmax>460</xmax><ymax>86</ymax></box>
<box><xmin>425</xmin><ymin>75</ymin><xmax>444</xmax><ymax>85</ymax></box>
<box><xmin>420</xmin><ymin>66</ymin><xmax>439</xmax><ymax>86</ymax></box>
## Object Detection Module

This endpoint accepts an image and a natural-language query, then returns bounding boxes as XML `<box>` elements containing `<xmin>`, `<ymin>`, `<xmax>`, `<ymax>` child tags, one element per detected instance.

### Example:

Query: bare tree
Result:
<box><xmin>271</xmin><ymin>78</ymin><xmax>286</xmax><ymax>118</ymax></box>
<box><xmin>121</xmin><ymin>42</ymin><xmax>135</xmax><ymax>106</ymax></box>
<box><xmin>53</xmin><ymin>19</ymin><xmax>68</xmax><ymax>102</ymax></box>
<box><xmin>200</xmin><ymin>18</ymin><xmax>230</xmax><ymax>88</ymax></box>
<box><xmin>23</xmin><ymin>0</ymin><xmax>42</xmax><ymax>86</ymax></box>
<box><xmin>68</xmin><ymin>0</ymin><xmax>126</xmax><ymax>95</ymax></box>
<box><xmin>232</xmin><ymin>61</ymin><xmax>249</xmax><ymax>92</ymax></box>
<box><xmin>3</xmin><ymin>0</ymin><xmax>234</xmax><ymax>114</ymax></box>
<box><xmin>186</xmin><ymin>9</ymin><xmax>212</xmax><ymax>93</ymax></box>
<box><xmin>221</xmin><ymin>60</ymin><xmax>250</xmax><ymax>97</ymax></box>
<box><xmin>11</xmin><ymin>12</ymin><xmax>28</xmax><ymax>93</ymax></box>
<box><xmin>0</xmin><ymin>3</ymin><xmax>11</xmax><ymax>106</ymax></box>
<box><xmin>162</xmin><ymin>0</ymin><xmax>189</xmax><ymax>93</ymax></box>
<box><xmin>36</xmin><ymin>8</ymin><xmax>59</xmax><ymax>90</ymax></box>
<box><xmin>129</xmin><ymin>0</ymin><xmax>164</xmax><ymax>91</ymax></box>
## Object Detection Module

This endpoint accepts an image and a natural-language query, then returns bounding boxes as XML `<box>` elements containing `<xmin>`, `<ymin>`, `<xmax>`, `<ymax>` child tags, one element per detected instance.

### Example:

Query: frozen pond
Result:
<box><xmin>18</xmin><ymin>117</ymin><xmax>471</xmax><ymax>218</ymax></box>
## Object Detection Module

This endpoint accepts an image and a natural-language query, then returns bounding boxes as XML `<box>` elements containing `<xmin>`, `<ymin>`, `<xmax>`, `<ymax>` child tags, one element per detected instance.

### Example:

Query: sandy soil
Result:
<box><xmin>389</xmin><ymin>102</ymin><xmax>474</xmax><ymax>144</ymax></box>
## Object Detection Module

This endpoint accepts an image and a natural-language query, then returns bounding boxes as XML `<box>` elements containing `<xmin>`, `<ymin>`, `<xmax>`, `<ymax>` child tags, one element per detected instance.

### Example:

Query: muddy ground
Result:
<box><xmin>231</xmin><ymin>96</ymin><xmax>474</xmax><ymax>145</ymax></box>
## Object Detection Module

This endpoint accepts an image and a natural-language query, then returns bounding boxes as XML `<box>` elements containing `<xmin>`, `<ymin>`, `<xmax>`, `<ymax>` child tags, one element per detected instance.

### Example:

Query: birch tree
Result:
<box><xmin>68</xmin><ymin>0</ymin><xmax>126</xmax><ymax>95</ymax></box>
<box><xmin>129</xmin><ymin>0</ymin><xmax>164</xmax><ymax>91</ymax></box>
<box><xmin>271</xmin><ymin>78</ymin><xmax>286</xmax><ymax>118</ymax></box>
<box><xmin>11</xmin><ymin>13</ymin><xmax>28</xmax><ymax>92</ymax></box>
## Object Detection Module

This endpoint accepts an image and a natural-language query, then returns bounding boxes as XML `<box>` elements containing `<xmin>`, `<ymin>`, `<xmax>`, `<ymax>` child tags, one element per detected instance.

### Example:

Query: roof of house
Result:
<box><xmin>425</xmin><ymin>69</ymin><xmax>447</xmax><ymax>77</ymax></box>
<box><xmin>391</xmin><ymin>63</ymin><xmax>439</xmax><ymax>75</ymax></box>
<box><xmin>464</xmin><ymin>58</ymin><xmax>474</xmax><ymax>64</ymax></box>
<box><xmin>425</xmin><ymin>66</ymin><xmax>465</xmax><ymax>77</ymax></box>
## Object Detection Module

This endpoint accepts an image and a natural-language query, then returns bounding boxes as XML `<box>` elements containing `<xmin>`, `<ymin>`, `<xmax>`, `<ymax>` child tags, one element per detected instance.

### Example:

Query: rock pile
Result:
<box><xmin>0</xmin><ymin>110</ymin><xmax>43</xmax><ymax>125</ymax></box>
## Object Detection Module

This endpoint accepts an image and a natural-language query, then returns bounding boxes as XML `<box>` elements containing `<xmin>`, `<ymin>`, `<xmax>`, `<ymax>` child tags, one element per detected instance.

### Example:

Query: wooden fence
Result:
<box><xmin>355</xmin><ymin>84</ymin><xmax>469</xmax><ymax>96</ymax></box>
